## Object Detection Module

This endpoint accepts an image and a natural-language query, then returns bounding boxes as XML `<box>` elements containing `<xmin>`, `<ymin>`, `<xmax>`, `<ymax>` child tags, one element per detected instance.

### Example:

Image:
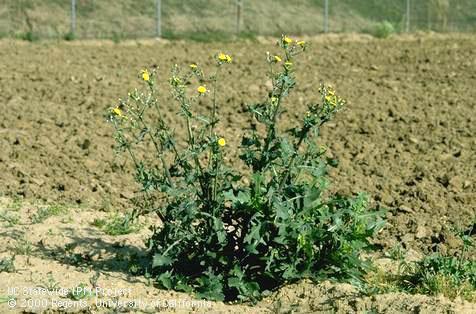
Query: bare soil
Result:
<box><xmin>0</xmin><ymin>34</ymin><xmax>475</xmax><ymax>313</ymax></box>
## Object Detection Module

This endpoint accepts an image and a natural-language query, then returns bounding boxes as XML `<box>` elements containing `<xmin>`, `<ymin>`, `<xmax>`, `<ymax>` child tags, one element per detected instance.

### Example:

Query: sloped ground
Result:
<box><xmin>0</xmin><ymin>33</ymin><xmax>475</xmax><ymax>312</ymax></box>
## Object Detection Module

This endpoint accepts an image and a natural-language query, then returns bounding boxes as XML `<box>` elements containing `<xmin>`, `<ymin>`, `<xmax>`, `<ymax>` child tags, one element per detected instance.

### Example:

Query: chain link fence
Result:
<box><xmin>0</xmin><ymin>0</ymin><xmax>474</xmax><ymax>40</ymax></box>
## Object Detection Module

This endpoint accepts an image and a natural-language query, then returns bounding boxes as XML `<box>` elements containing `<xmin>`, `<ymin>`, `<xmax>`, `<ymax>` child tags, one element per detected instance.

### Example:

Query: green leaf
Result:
<box><xmin>279</xmin><ymin>138</ymin><xmax>294</xmax><ymax>161</ymax></box>
<box><xmin>195</xmin><ymin>115</ymin><xmax>211</xmax><ymax>124</ymax></box>
<box><xmin>274</xmin><ymin>201</ymin><xmax>290</xmax><ymax>221</ymax></box>
<box><xmin>282</xmin><ymin>264</ymin><xmax>298</xmax><ymax>279</ymax></box>
<box><xmin>213</xmin><ymin>218</ymin><xmax>227</xmax><ymax>244</ymax></box>
<box><xmin>157</xmin><ymin>271</ymin><xmax>173</xmax><ymax>289</ymax></box>
<box><xmin>195</xmin><ymin>273</ymin><xmax>225</xmax><ymax>301</ymax></box>
<box><xmin>176</xmin><ymin>282</ymin><xmax>193</xmax><ymax>293</ymax></box>
<box><xmin>152</xmin><ymin>254</ymin><xmax>173</xmax><ymax>268</ymax></box>
<box><xmin>304</xmin><ymin>185</ymin><xmax>321</xmax><ymax>209</ymax></box>
<box><xmin>224</xmin><ymin>189</ymin><xmax>250</xmax><ymax>204</ymax></box>
<box><xmin>302</xmin><ymin>162</ymin><xmax>327</xmax><ymax>178</ymax></box>
<box><xmin>228</xmin><ymin>277</ymin><xmax>242</xmax><ymax>289</ymax></box>
<box><xmin>237</xmin><ymin>191</ymin><xmax>251</xmax><ymax>203</ymax></box>
<box><xmin>252</xmin><ymin>173</ymin><xmax>265</xmax><ymax>195</ymax></box>
<box><xmin>244</xmin><ymin>222</ymin><xmax>262</xmax><ymax>245</ymax></box>
<box><xmin>245</xmin><ymin>243</ymin><xmax>259</xmax><ymax>254</ymax></box>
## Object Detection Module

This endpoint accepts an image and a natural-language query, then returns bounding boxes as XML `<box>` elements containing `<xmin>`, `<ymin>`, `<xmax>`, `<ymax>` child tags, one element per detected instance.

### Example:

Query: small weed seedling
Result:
<box><xmin>62</xmin><ymin>243</ymin><xmax>88</xmax><ymax>267</ymax></box>
<box><xmin>37</xmin><ymin>272</ymin><xmax>60</xmax><ymax>292</ymax></box>
<box><xmin>13</xmin><ymin>237</ymin><xmax>34</xmax><ymax>265</ymax></box>
<box><xmin>92</xmin><ymin>212</ymin><xmax>140</xmax><ymax>236</ymax></box>
<box><xmin>0</xmin><ymin>210</ymin><xmax>20</xmax><ymax>227</ymax></box>
<box><xmin>0</xmin><ymin>256</ymin><xmax>16</xmax><ymax>273</ymax></box>
<box><xmin>31</xmin><ymin>204</ymin><xmax>68</xmax><ymax>224</ymax></box>
<box><xmin>89</xmin><ymin>272</ymin><xmax>101</xmax><ymax>288</ymax></box>
<box><xmin>8</xmin><ymin>196</ymin><xmax>23</xmax><ymax>211</ymax></box>
<box><xmin>68</xmin><ymin>283</ymin><xmax>95</xmax><ymax>301</ymax></box>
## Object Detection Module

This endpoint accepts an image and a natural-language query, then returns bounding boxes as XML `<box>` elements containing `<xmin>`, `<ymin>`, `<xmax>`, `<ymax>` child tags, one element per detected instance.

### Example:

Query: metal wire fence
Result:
<box><xmin>0</xmin><ymin>0</ymin><xmax>475</xmax><ymax>40</ymax></box>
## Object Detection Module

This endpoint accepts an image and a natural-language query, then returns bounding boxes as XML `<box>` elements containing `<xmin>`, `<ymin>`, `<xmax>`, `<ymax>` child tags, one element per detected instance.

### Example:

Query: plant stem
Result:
<box><xmin>186</xmin><ymin>116</ymin><xmax>194</xmax><ymax>145</ymax></box>
<box><xmin>208</xmin><ymin>67</ymin><xmax>221</xmax><ymax>204</ymax></box>
<box><xmin>179</xmin><ymin>98</ymin><xmax>208</xmax><ymax>201</ymax></box>
<box><xmin>113</xmin><ymin>122</ymin><xmax>139</xmax><ymax>168</ymax></box>
<box><xmin>211</xmin><ymin>68</ymin><xmax>220</xmax><ymax>137</ymax></box>
<box><xmin>152</xmin><ymin>101</ymin><xmax>180</xmax><ymax>159</ymax></box>
<box><xmin>184</xmin><ymin>111</ymin><xmax>205</xmax><ymax>175</ymax></box>
<box><xmin>212</xmin><ymin>153</ymin><xmax>220</xmax><ymax>203</ymax></box>
<box><xmin>163</xmin><ymin>238</ymin><xmax>182</xmax><ymax>256</ymax></box>
<box><xmin>138</xmin><ymin>115</ymin><xmax>174</xmax><ymax>188</ymax></box>
<box><xmin>259</xmin><ymin>73</ymin><xmax>286</xmax><ymax>169</ymax></box>
<box><xmin>278</xmin><ymin>127</ymin><xmax>309</xmax><ymax>191</ymax></box>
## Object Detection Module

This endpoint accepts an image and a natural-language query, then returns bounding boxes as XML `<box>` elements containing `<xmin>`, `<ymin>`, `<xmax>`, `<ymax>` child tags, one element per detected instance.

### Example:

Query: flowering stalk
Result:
<box><xmin>277</xmin><ymin>123</ymin><xmax>309</xmax><ymax>191</ymax></box>
<box><xmin>259</xmin><ymin>62</ymin><xmax>290</xmax><ymax>170</ymax></box>
<box><xmin>208</xmin><ymin>53</ymin><xmax>231</xmax><ymax>202</ymax></box>
<box><xmin>135</xmin><ymin>73</ymin><xmax>175</xmax><ymax>188</ymax></box>
<box><xmin>212</xmin><ymin>137</ymin><xmax>226</xmax><ymax>203</ymax></box>
<box><xmin>211</xmin><ymin>68</ymin><xmax>220</xmax><ymax>137</ymax></box>
<box><xmin>138</xmin><ymin>110</ymin><xmax>174</xmax><ymax>188</ymax></box>
<box><xmin>206</xmin><ymin>67</ymin><xmax>220</xmax><ymax>174</ymax></box>
<box><xmin>111</xmin><ymin>118</ymin><xmax>139</xmax><ymax>168</ymax></box>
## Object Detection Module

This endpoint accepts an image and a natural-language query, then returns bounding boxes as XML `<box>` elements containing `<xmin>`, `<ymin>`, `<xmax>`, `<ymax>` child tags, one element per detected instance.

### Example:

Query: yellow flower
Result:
<box><xmin>283</xmin><ymin>36</ymin><xmax>293</xmax><ymax>44</ymax></box>
<box><xmin>197</xmin><ymin>85</ymin><xmax>207</xmax><ymax>94</ymax></box>
<box><xmin>190</xmin><ymin>64</ymin><xmax>198</xmax><ymax>69</ymax></box>
<box><xmin>297</xmin><ymin>40</ymin><xmax>306</xmax><ymax>47</ymax></box>
<box><xmin>218</xmin><ymin>52</ymin><xmax>232</xmax><ymax>63</ymax></box>
<box><xmin>274</xmin><ymin>55</ymin><xmax>282</xmax><ymax>63</ymax></box>
<box><xmin>218</xmin><ymin>137</ymin><xmax>226</xmax><ymax>147</ymax></box>
<box><xmin>112</xmin><ymin>107</ymin><xmax>123</xmax><ymax>117</ymax></box>
<box><xmin>141</xmin><ymin>69</ymin><xmax>150</xmax><ymax>82</ymax></box>
<box><xmin>325</xmin><ymin>95</ymin><xmax>337</xmax><ymax>106</ymax></box>
<box><xmin>284</xmin><ymin>61</ymin><xmax>293</xmax><ymax>67</ymax></box>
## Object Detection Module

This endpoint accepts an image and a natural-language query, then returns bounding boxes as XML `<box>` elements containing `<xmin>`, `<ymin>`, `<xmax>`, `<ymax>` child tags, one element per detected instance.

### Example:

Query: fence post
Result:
<box><xmin>70</xmin><ymin>0</ymin><xmax>76</xmax><ymax>35</ymax></box>
<box><xmin>236</xmin><ymin>0</ymin><xmax>242</xmax><ymax>34</ymax></box>
<box><xmin>323</xmin><ymin>0</ymin><xmax>329</xmax><ymax>33</ymax></box>
<box><xmin>406</xmin><ymin>0</ymin><xmax>410</xmax><ymax>32</ymax></box>
<box><xmin>156</xmin><ymin>0</ymin><xmax>162</xmax><ymax>38</ymax></box>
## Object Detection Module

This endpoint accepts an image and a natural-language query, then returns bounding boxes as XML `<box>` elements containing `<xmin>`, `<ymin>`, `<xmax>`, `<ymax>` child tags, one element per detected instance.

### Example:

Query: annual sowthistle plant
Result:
<box><xmin>109</xmin><ymin>35</ymin><xmax>385</xmax><ymax>301</ymax></box>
